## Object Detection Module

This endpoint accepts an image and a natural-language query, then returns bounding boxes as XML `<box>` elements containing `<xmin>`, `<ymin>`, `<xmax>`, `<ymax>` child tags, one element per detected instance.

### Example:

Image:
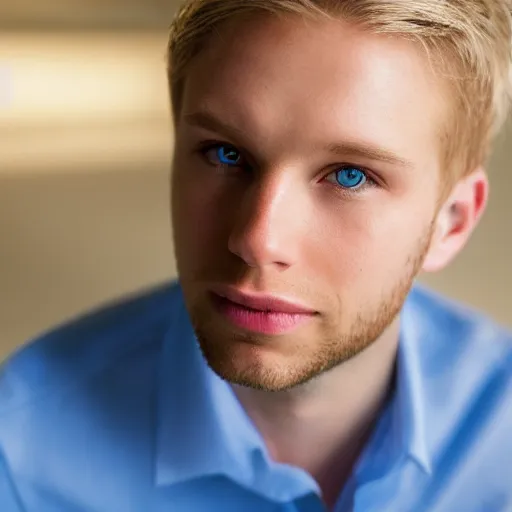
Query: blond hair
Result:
<box><xmin>168</xmin><ymin>0</ymin><xmax>512</xmax><ymax>187</ymax></box>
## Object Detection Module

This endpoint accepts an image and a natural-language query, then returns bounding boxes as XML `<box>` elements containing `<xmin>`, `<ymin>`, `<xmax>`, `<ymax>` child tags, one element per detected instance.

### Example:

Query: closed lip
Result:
<box><xmin>209</xmin><ymin>284</ymin><xmax>316</xmax><ymax>315</ymax></box>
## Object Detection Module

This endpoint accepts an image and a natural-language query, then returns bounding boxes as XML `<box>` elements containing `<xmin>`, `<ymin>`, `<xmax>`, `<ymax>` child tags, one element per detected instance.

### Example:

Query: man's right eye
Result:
<box><xmin>202</xmin><ymin>143</ymin><xmax>244</xmax><ymax>167</ymax></box>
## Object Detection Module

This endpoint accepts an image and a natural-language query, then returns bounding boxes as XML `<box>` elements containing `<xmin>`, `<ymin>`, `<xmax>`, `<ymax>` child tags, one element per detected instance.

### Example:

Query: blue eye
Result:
<box><xmin>215</xmin><ymin>145</ymin><xmax>242</xmax><ymax>166</ymax></box>
<box><xmin>334</xmin><ymin>167</ymin><xmax>367</xmax><ymax>189</ymax></box>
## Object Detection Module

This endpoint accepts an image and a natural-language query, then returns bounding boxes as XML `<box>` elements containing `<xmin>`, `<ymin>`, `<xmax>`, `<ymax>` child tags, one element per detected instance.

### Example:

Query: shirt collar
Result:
<box><xmin>393</xmin><ymin>286</ymin><xmax>433</xmax><ymax>474</ymax></box>
<box><xmin>154</xmin><ymin>288</ymin><xmax>318</xmax><ymax>502</ymax></box>
<box><xmin>391</xmin><ymin>283</ymin><xmax>499</xmax><ymax>476</ymax></box>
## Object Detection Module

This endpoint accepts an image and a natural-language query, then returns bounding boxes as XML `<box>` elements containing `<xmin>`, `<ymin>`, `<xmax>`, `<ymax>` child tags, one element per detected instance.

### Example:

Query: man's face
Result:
<box><xmin>171</xmin><ymin>15</ymin><xmax>447</xmax><ymax>391</ymax></box>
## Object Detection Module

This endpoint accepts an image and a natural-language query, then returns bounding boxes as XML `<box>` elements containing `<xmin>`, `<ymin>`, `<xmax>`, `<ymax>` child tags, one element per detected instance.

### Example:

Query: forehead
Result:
<box><xmin>179</xmin><ymin>14</ymin><xmax>447</xmax><ymax>172</ymax></box>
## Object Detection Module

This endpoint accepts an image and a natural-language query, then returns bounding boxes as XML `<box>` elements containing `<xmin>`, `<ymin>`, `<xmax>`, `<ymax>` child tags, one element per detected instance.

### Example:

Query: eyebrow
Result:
<box><xmin>184</xmin><ymin>110</ymin><xmax>414</xmax><ymax>170</ymax></box>
<box><xmin>183</xmin><ymin>111</ymin><xmax>247</xmax><ymax>142</ymax></box>
<box><xmin>324</xmin><ymin>141</ymin><xmax>414</xmax><ymax>170</ymax></box>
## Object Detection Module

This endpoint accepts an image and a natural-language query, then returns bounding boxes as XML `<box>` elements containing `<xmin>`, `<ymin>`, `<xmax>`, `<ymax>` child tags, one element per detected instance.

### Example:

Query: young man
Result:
<box><xmin>1</xmin><ymin>1</ymin><xmax>512</xmax><ymax>510</ymax></box>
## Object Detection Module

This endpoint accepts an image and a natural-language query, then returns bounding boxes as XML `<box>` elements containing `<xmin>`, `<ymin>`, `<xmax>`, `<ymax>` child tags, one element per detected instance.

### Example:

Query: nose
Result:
<box><xmin>228</xmin><ymin>174</ymin><xmax>302</xmax><ymax>270</ymax></box>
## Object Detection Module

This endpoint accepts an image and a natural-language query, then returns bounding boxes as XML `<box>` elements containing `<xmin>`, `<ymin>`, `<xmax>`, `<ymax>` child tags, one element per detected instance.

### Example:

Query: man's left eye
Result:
<box><xmin>326</xmin><ymin>166</ymin><xmax>368</xmax><ymax>190</ymax></box>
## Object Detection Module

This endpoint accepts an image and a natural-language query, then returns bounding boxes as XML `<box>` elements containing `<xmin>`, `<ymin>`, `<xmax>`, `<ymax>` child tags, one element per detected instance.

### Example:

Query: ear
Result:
<box><xmin>422</xmin><ymin>168</ymin><xmax>489</xmax><ymax>273</ymax></box>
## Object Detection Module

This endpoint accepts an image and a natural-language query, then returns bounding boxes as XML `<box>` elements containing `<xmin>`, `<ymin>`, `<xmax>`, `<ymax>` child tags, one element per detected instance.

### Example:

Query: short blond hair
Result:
<box><xmin>168</xmin><ymin>0</ymin><xmax>512</xmax><ymax>187</ymax></box>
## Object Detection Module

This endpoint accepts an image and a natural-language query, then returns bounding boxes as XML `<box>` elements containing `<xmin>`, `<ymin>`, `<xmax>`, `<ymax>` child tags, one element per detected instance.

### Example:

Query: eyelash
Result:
<box><xmin>196</xmin><ymin>141</ymin><xmax>378</xmax><ymax>193</ymax></box>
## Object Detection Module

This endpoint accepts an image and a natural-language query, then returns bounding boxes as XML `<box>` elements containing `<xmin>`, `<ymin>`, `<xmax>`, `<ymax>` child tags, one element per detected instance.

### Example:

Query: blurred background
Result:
<box><xmin>1</xmin><ymin>0</ymin><xmax>511</xmax><ymax>361</ymax></box>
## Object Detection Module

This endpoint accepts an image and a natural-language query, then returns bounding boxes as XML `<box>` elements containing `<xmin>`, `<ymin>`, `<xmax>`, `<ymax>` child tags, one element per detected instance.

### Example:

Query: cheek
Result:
<box><xmin>309</xmin><ymin>202</ymin><xmax>428</xmax><ymax>291</ymax></box>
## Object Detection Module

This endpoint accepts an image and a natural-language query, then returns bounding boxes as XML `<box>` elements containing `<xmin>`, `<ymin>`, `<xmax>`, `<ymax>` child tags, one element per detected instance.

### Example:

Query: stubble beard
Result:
<box><xmin>184</xmin><ymin>229</ymin><xmax>434</xmax><ymax>393</ymax></box>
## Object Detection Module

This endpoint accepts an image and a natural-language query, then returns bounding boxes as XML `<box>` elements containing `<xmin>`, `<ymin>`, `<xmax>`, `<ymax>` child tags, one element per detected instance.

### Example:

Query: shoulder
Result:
<box><xmin>0</xmin><ymin>281</ymin><xmax>186</xmax><ymax>509</ymax></box>
<box><xmin>406</xmin><ymin>284</ymin><xmax>512</xmax><ymax>363</ymax></box>
<box><xmin>0</xmin><ymin>280</ymin><xmax>183</xmax><ymax>415</ymax></box>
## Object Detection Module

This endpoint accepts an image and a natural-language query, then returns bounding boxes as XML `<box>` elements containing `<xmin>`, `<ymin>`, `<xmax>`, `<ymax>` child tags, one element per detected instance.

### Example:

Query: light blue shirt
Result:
<box><xmin>1</xmin><ymin>281</ymin><xmax>511</xmax><ymax>511</ymax></box>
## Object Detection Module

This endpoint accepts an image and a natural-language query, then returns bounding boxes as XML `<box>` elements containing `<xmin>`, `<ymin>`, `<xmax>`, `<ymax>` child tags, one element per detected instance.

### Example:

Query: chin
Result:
<box><xmin>197</xmin><ymin>332</ymin><xmax>283</xmax><ymax>389</ymax></box>
<box><xmin>196</xmin><ymin>329</ymin><xmax>344</xmax><ymax>392</ymax></box>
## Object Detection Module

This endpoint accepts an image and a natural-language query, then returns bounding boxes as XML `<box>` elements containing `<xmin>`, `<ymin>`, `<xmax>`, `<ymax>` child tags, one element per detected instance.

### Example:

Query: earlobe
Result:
<box><xmin>421</xmin><ymin>168</ymin><xmax>489</xmax><ymax>274</ymax></box>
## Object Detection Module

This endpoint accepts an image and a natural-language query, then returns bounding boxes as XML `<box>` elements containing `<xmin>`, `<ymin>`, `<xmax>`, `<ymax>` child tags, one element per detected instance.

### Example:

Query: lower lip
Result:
<box><xmin>210</xmin><ymin>293</ymin><xmax>315</xmax><ymax>335</ymax></box>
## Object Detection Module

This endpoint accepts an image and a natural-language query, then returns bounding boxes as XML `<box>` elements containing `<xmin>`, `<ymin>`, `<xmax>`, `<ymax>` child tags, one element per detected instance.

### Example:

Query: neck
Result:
<box><xmin>232</xmin><ymin>319</ymin><xmax>400</xmax><ymax>509</ymax></box>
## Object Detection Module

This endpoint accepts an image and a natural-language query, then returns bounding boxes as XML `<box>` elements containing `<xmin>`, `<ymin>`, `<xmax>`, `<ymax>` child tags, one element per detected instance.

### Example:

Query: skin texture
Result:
<box><xmin>170</xmin><ymin>14</ymin><xmax>488</xmax><ymax>507</ymax></box>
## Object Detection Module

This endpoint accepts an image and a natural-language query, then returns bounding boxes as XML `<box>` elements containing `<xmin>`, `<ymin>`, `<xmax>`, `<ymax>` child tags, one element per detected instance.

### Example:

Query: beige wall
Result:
<box><xmin>1</xmin><ymin>31</ymin><xmax>177</xmax><ymax>360</ymax></box>
<box><xmin>1</xmin><ymin>30</ymin><xmax>511</xmax><ymax>362</ymax></box>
